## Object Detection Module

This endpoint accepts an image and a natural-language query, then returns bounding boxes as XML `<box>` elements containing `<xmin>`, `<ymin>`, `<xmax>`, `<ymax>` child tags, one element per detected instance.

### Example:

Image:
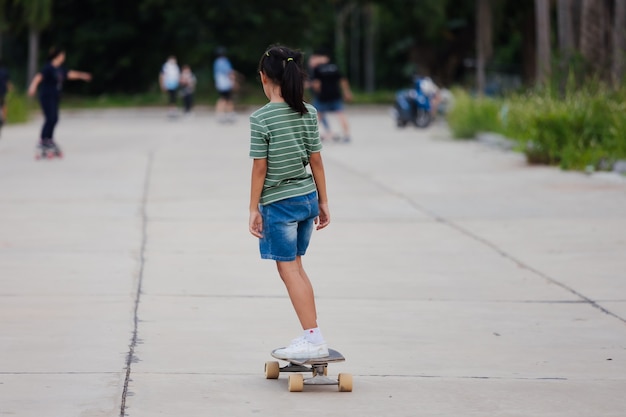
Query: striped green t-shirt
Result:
<box><xmin>249</xmin><ymin>102</ymin><xmax>323</xmax><ymax>205</ymax></box>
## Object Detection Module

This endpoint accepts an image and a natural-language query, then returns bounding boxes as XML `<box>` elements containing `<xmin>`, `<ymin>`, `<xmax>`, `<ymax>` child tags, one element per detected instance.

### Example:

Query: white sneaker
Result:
<box><xmin>273</xmin><ymin>338</ymin><xmax>329</xmax><ymax>359</ymax></box>
<box><xmin>290</xmin><ymin>336</ymin><xmax>305</xmax><ymax>344</ymax></box>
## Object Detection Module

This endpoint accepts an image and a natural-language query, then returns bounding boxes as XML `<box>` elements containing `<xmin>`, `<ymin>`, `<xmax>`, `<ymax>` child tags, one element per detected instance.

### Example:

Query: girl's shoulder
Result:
<box><xmin>251</xmin><ymin>102</ymin><xmax>290</xmax><ymax>117</ymax></box>
<box><xmin>304</xmin><ymin>102</ymin><xmax>317</xmax><ymax>116</ymax></box>
<box><xmin>250</xmin><ymin>103</ymin><xmax>273</xmax><ymax>119</ymax></box>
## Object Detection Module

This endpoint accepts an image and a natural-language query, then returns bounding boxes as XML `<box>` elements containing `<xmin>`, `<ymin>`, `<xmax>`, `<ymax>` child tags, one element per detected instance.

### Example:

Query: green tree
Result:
<box><xmin>6</xmin><ymin>0</ymin><xmax>599</xmax><ymax>94</ymax></box>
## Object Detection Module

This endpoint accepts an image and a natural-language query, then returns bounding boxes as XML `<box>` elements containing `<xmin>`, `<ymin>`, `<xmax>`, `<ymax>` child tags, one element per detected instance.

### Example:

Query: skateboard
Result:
<box><xmin>264</xmin><ymin>348</ymin><xmax>352</xmax><ymax>392</ymax></box>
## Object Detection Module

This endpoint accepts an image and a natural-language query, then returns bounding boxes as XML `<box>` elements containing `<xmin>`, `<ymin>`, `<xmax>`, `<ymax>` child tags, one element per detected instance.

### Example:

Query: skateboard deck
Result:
<box><xmin>265</xmin><ymin>348</ymin><xmax>352</xmax><ymax>392</ymax></box>
<box><xmin>271</xmin><ymin>348</ymin><xmax>345</xmax><ymax>365</ymax></box>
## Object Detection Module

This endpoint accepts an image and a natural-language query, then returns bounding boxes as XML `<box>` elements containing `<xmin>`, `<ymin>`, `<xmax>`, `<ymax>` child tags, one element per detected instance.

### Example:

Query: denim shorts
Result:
<box><xmin>259</xmin><ymin>192</ymin><xmax>319</xmax><ymax>261</ymax></box>
<box><xmin>314</xmin><ymin>99</ymin><xmax>344</xmax><ymax>112</ymax></box>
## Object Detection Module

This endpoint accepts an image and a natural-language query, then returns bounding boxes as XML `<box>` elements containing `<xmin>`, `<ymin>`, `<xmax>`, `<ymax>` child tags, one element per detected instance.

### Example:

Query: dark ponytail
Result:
<box><xmin>47</xmin><ymin>47</ymin><xmax>65</xmax><ymax>62</ymax></box>
<box><xmin>258</xmin><ymin>45</ymin><xmax>308</xmax><ymax>115</ymax></box>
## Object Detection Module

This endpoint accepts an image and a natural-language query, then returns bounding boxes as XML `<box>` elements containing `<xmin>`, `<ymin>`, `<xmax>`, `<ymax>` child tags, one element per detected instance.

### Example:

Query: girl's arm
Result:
<box><xmin>27</xmin><ymin>73</ymin><xmax>42</xmax><ymax>97</ymax></box>
<box><xmin>67</xmin><ymin>70</ymin><xmax>92</xmax><ymax>81</ymax></box>
<box><xmin>309</xmin><ymin>152</ymin><xmax>330</xmax><ymax>230</ymax></box>
<box><xmin>249</xmin><ymin>158</ymin><xmax>267</xmax><ymax>238</ymax></box>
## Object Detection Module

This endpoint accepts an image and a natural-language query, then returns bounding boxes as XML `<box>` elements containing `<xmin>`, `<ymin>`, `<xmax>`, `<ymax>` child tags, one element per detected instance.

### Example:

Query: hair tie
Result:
<box><xmin>266</xmin><ymin>51</ymin><xmax>270</xmax><ymax>57</ymax></box>
<box><xmin>287</xmin><ymin>57</ymin><xmax>293</xmax><ymax>62</ymax></box>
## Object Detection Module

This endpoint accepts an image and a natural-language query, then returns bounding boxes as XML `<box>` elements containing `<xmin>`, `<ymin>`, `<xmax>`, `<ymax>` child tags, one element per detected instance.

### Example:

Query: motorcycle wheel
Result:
<box><xmin>415</xmin><ymin>109</ymin><xmax>431</xmax><ymax>128</ymax></box>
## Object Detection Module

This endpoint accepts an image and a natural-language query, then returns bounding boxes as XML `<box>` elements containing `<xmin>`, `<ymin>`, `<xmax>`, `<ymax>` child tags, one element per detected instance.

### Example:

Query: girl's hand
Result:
<box><xmin>249</xmin><ymin>210</ymin><xmax>264</xmax><ymax>238</ymax></box>
<box><xmin>315</xmin><ymin>202</ymin><xmax>330</xmax><ymax>230</ymax></box>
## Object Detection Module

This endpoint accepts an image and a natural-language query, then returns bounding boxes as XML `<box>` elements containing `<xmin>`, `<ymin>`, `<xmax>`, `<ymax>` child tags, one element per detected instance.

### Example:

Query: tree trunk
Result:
<box><xmin>363</xmin><ymin>3</ymin><xmax>376</xmax><ymax>93</ymax></box>
<box><xmin>27</xmin><ymin>26</ymin><xmax>39</xmax><ymax>86</ymax></box>
<box><xmin>571</xmin><ymin>0</ymin><xmax>583</xmax><ymax>49</ymax></box>
<box><xmin>613</xmin><ymin>0</ymin><xmax>626</xmax><ymax>86</ymax></box>
<box><xmin>476</xmin><ymin>0</ymin><xmax>492</xmax><ymax>96</ymax></box>
<box><xmin>535</xmin><ymin>0</ymin><xmax>552</xmax><ymax>86</ymax></box>
<box><xmin>558</xmin><ymin>0</ymin><xmax>575</xmax><ymax>57</ymax></box>
<box><xmin>557</xmin><ymin>0</ymin><xmax>575</xmax><ymax>92</ymax></box>
<box><xmin>335</xmin><ymin>3</ymin><xmax>355</xmax><ymax>74</ymax></box>
<box><xmin>580</xmin><ymin>0</ymin><xmax>611</xmax><ymax>80</ymax></box>
<box><xmin>350</xmin><ymin>5</ymin><xmax>360</xmax><ymax>89</ymax></box>
<box><xmin>521</xmin><ymin>8</ymin><xmax>537</xmax><ymax>83</ymax></box>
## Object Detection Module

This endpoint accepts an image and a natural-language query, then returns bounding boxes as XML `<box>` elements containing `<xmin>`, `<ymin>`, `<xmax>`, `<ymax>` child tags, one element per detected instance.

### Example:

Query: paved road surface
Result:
<box><xmin>0</xmin><ymin>107</ymin><xmax>625</xmax><ymax>416</ymax></box>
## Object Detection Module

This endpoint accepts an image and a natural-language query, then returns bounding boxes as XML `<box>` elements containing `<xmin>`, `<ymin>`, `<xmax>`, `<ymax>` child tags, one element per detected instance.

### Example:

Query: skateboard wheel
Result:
<box><xmin>338</xmin><ymin>373</ymin><xmax>353</xmax><ymax>392</ymax></box>
<box><xmin>288</xmin><ymin>374</ymin><xmax>303</xmax><ymax>392</ymax></box>
<box><xmin>264</xmin><ymin>361</ymin><xmax>280</xmax><ymax>379</ymax></box>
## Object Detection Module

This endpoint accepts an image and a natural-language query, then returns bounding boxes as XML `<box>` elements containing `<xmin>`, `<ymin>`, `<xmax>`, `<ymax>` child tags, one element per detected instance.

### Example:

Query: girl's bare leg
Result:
<box><xmin>276</xmin><ymin>256</ymin><xmax>318</xmax><ymax>330</ymax></box>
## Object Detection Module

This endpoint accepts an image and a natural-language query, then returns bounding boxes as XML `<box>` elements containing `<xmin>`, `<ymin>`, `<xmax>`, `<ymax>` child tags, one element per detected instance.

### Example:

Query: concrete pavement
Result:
<box><xmin>0</xmin><ymin>106</ymin><xmax>625</xmax><ymax>416</ymax></box>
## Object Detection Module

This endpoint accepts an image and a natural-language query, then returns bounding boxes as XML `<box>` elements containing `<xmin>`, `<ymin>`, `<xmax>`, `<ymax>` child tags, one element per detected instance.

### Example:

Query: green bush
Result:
<box><xmin>447</xmin><ymin>85</ymin><xmax>626</xmax><ymax>171</ymax></box>
<box><xmin>446</xmin><ymin>89</ymin><xmax>503</xmax><ymax>139</ymax></box>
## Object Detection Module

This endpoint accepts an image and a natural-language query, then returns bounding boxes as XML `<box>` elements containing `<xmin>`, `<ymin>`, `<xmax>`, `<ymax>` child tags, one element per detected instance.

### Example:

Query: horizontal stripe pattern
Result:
<box><xmin>249</xmin><ymin>102</ymin><xmax>322</xmax><ymax>205</ymax></box>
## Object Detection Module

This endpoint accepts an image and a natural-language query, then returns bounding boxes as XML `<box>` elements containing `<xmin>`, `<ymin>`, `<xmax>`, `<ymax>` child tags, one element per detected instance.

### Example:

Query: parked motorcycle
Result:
<box><xmin>392</xmin><ymin>80</ymin><xmax>432</xmax><ymax>128</ymax></box>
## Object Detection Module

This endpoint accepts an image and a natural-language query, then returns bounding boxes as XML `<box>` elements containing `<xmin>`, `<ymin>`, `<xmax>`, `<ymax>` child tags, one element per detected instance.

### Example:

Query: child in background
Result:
<box><xmin>160</xmin><ymin>56</ymin><xmax>180</xmax><ymax>117</ymax></box>
<box><xmin>248</xmin><ymin>45</ymin><xmax>331</xmax><ymax>359</ymax></box>
<box><xmin>27</xmin><ymin>47</ymin><xmax>91</xmax><ymax>158</ymax></box>
<box><xmin>180</xmin><ymin>65</ymin><xmax>197</xmax><ymax>115</ymax></box>
<box><xmin>213</xmin><ymin>47</ymin><xmax>236</xmax><ymax>122</ymax></box>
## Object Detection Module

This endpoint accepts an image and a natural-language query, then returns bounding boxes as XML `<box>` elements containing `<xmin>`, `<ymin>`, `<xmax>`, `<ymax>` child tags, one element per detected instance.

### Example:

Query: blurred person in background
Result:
<box><xmin>160</xmin><ymin>55</ymin><xmax>181</xmax><ymax>117</ymax></box>
<box><xmin>306</xmin><ymin>51</ymin><xmax>330</xmax><ymax>135</ymax></box>
<box><xmin>0</xmin><ymin>59</ymin><xmax>11</xmax><ymax>132</ymax></box>
<box><xmin>213</xmin><ymin>46</ymin><xmax>237</xmax><ymax>123</ymax></box>
<box><xmin>414</xmin><ymin>74</ymin><xmax>442</xmax><ymax>118</ymax></box>
<box><xmin>310</xmin><ymin>48</ymin><xmax>352</xmax><ymax>143</ymax></box>
<box><xmin>180</xmin><ymin>64</ymin><xmax>197</xmax><ymax>116</ymax></box>
<box><xmin>28</xmin><ymin>47</ymin><xmax>91</xmax><ymax>158</ymax></box>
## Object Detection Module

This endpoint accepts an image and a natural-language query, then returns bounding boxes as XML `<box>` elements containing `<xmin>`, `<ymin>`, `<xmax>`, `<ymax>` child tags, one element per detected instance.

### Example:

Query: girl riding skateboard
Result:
<box><xmin>248</xmin><ymin>45</ymin><xmax>330</xmax><ymax>359</ymax></box>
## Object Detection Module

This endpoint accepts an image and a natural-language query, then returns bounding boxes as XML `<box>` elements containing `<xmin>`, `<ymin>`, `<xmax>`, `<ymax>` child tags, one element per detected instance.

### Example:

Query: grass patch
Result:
<box><xmin>60</xmin><ymin>92</ymin><xmax>165</xmax><ymax>109</ymax></box>
<box><xmin>57</xmin><ymin>83</ymin><xmax>397</xmax><ymax>110</ymax></box>
<box><xmin>350</xmin><ymin>89</ymin><xmax>396</xmax><ymax>104</ymax></box>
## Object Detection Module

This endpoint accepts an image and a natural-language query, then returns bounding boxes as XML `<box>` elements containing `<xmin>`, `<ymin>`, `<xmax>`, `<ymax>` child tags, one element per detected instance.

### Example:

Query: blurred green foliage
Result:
<box><xmin>5</xmin><ymin>90</ymin><xmax>29</xmax><ymax>123</ymax></box>
<box><xmin>1</xmin><ymin>0</ymin><xmax>491</xmax><ymax>94</ymax></box>
<box><xmin>447</xmin><ymin>85</ymin><xmax>626</xmax><ymax>171</ymax></box>
<box><xmin>446</xmin><ymin>89</ymin><xmax>501</xmax><ymax>139</ymax></box>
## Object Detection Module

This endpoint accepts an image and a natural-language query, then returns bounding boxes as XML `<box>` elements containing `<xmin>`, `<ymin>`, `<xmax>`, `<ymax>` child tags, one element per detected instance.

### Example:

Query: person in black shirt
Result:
<box><xmin>311</xmin><ymin>49</ymin><xmax>353</xmax><ymax>142</ymax></box>
<box><xmin>0</xmin><ymin>59</ymin><xmax>11</xmax><ymax>130</ymax></box>
<box><xmin>27</xmin><ymin>47</ymin><xmax>91</xmax><ymax>158</ymax></box>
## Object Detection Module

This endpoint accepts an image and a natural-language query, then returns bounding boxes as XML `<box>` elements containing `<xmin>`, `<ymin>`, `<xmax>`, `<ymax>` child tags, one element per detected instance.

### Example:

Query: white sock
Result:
<box><xmin>303</xmin><ymin>327</ymin><xmax>325</xmax><ymax>344</ymax></box>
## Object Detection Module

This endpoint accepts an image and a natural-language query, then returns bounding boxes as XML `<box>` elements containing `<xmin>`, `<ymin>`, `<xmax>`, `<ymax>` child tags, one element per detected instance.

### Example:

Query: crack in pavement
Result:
<box><xmin>326</xmin><ymin>155</ymin><xmax>626</xmax><ymax>326</ymax></box>
<box><xmin>120</xmin><ymin>151</ymin><xmax>154</xmax><ymax>417</ymax></box>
